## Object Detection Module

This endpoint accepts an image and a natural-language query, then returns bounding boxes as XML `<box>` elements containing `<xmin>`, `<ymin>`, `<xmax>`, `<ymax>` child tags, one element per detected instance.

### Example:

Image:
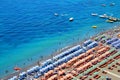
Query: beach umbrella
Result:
<box><xmin>54</xmin><ymin>52</ymin><xmax>65</xmax><ymax>60</ymax></box>
<box><xmin>83</xmin><ymin>39</ymin><xmax>92</xmax><ymax>47</ymax></box>
<box><xmin>107</xmin><ymin>38</ymin><xmax>118</xmax><ymax>44</ymax></box>
<box><xmin>8</xmin><ymin>76</ymin><xmax>17</xmax><ymax>80</ymax></box>
<box><xmin>73</xmin><ymin>49</ymin><xmax>84</xmax><ymax>57</ymax></box>
<box><xmin>19</xmin><ymin>72</ymin><xmax>26</xmax><ymax>76</ymax></box>
<box><xmin>19</xmin><ymin>72</ymin><xmax>27</xmax><ymax>79</ymax></box>
<box><xmin>33</xmin><ymin>66</ymin><xmax>39</xmax><ymax>70</ymax></box>
<box><xmin>87</xmin><ymin>41</ymin><xmax>98</xmax><ymax>49</ymax></box>
<box><xmin>58</xmin><ymin>58</ymin><xmax>65</xmax><ymax>64</ymax></box>
<box><xmin>66</xmin><ymin>54</ymin><xmax>73</xmax><ymax>60</ymax></box>
<box><xmin>27</xmin><ymin>68</ymin><xmax>34</xmax><ymax>75</ymax></box>
<box><xmin>62</xmin><ymin>57</ymin><xmax>68</xmax><ymax>62</ymax></box>
<box><xmin>53</xmin><ymin>61</ymin><xmax>59</xmax><ymax>67</ymax></box>
<box><xmin>48</xmin><ymin>64</ymin><xmax>54</xmax><ymax>70</ymax></box>
<box><xmin>82</xmin><ymin>46</ymin><xmax>87</xmax><ymax>51</ymax></box>
<box><xmin>62</xmin><ymin>45</ymin><xmax>81</xmax><ymax>56</ymax></box>
<box><xmin>111</xmin><ymin>39</ymin><xmax>120</xmax><ymax>46</ymax></box>
<box><xmin>42</xmin><ymin>59</ymin><xmax>53</xmax><ymax>67</ymax></box>
<box><xmin>52</xmin><ymin>45</ymin><xmax>81</xmax><ymax>61</ymax></box>
<box><xmin>114</xmin><ymin>43</ymin><xmax>120</xmax><ymax>49</ymax></box>
<box><xmin>40</xmin><ymin>66</ymin><xmax>49</xmax><ymax>74</ymax></box>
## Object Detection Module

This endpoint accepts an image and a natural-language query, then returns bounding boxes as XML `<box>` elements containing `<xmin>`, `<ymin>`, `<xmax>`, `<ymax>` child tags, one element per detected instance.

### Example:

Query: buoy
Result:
<box><xmin>69</xmin><ymin>17</ymin><xmax>74</xmax><ymax>21</ymax></box>
<box><xmin>54</xmin><ymin>13</ymin><xmax>58</xmax><ymax>16</ymax></box>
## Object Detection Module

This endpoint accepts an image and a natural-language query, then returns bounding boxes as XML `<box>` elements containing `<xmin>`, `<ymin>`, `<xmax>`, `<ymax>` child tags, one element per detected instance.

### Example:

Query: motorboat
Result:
<box><xmin>54</xmin><ymin>13</ymin><xmax>59</xmax><ymax>16</ymax></box>
<box><xmin>99</xmin><ymin>14</ymin><xmax>108</xmax><ymax>18</ymax></box>
<box><xmin>106</xmin><ymin>20</ymin><xmax>114</xmax><ymax>23</ymax></box>
<box><xmin>69</xmin><ymin>17</ymin><xmax>74</xmax><ymax>21</ymax></box>
<box><xmin>92</xmin><ymin>26</ymin><xmax>97</xmax><ymax>28</ymax></box>
<box><xmin>91</xmin><ymin>13</ymin><xmax>98</xmax><ymax>16</ymax></box>
<box><xmin>108</xmin><ymin>17</ymin><xmax>118</xmax><ymax>22</ymax></box>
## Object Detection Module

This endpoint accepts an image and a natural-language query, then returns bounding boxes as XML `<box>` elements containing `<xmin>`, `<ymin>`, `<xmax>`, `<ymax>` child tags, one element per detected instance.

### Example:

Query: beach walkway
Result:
<box><xmin>104</xmin><ymin>70</ymin><xmax>120</xmax><ymax>79</ymax></box>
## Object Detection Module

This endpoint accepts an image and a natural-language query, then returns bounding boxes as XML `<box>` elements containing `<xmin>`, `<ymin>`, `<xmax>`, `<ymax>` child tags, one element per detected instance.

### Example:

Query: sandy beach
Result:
<box><xmin>2</xmin><ymin>26</ymin><xmax>120</xmax><ymax>80</ymax></box>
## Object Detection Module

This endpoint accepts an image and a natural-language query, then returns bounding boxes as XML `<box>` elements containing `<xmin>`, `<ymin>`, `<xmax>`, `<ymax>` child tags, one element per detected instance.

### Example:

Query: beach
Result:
<box><xmin>2</xmin><ymin>26</ymin><xmax>120</xmax><ymax>80</ymax></box>
<box><xmin>0</xmin><ymin>0</ymin><xmax>120</xmax><ymax>79</ymax></box>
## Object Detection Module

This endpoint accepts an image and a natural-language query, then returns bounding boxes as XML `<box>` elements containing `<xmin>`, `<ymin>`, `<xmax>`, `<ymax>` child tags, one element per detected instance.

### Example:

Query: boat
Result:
<box><xmin>69</xmin><ymin>17</ymin><xmax>74</xmax><ymax>21</ymax></box>
<box><xmin>91</xmin><ymin>13</ymin><xmax>98</xmax><ymax>16</ymax></box>
<box><xmin>108</xmin><ymin>17</ymin><xmax>118</xmax><ymax>22</ymax></box>
<box><xmin>54</xmin><ymin>13</ymin><xmax>59</xmax><ymax>16</ymax></box>
<box><xmin>106</xmin><ymin>20</ymin><xmax>114</xmax><ymax>23</ymax></box>
<box><xmin>14</xmin><ymin>67</ymin><xmax>21</xmax><ymax>71</ymax></box>
<box><xmin>92</xmin><ymin>26</ymin><xmax>97</xmax><ymax>28</ymax></box>
<box><xmin>99</xmin><ymin>14</ymin><xmax>108</xmax><ymax>18</ymax></box>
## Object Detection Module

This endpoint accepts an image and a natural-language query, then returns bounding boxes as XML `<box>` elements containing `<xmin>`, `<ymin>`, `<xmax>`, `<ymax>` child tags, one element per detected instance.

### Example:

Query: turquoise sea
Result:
<box><xmin>0</xmin><ymin>0</ymin><xmax>120</xmax><ymax>78</ymax></box>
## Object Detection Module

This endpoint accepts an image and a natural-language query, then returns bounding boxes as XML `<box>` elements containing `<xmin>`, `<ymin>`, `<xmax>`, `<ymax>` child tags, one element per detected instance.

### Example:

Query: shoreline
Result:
<box><xmin>2</xmin><ymin>25</ymin><xmax>120</xmax><ymax>80</ymax></box>
<box><xmin>2</xmin><ymin>45</ymin><xmax>72</xmax><ymax>80</ymax></box>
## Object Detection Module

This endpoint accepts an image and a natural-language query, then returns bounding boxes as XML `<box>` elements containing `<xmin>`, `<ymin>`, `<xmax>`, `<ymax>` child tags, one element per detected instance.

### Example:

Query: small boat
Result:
<box><xmin>14</xmin><ymin>67</ymin><xmax>21</xmax><ymax>71</ymax></box>
<box><xmin>99</xmin><ymin>14</ymin><xmax>108</xmax><ymax>18</ymax></box>
<box><xmin>108</xmin><ymin>17</ymin><xmax>118</xmax><ymax>22</ymax></box>
<box><xmin>106</xmin><ymin>20</ymin><xmax>114</xmax><ymax>23</ymax></box>
<box><xmin>54</xmin><ymin>13</ymin><xmax>59</xmax><ymax>16</ymax></box>
<box><xmin>91</xmin><ymin>13</ymin><xmax>98</xmax><ymax>16</ymax></box>
<box><xmin>92</xmin><ymin>26</ymin><xmax>97</xmax><ymax>28</ymax></box>
<box><xmin>69</xmin><ymin>17</ymin><xmax>74</xmax><ymax>21</ymax></box>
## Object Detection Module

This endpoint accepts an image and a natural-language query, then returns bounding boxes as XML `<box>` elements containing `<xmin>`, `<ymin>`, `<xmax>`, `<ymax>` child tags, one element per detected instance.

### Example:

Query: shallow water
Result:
<box><xmin>0</xmin><ymin>0</ymin><xmax>120</xmax><ymax>78</ymax></box>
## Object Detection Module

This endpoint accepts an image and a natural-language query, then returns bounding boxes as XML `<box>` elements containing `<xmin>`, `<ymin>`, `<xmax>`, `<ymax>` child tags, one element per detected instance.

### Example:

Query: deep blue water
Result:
<box><xmin>0</xmin><ymin>0</ymin><xmax>120</xmax><ymax>78</ymax></box>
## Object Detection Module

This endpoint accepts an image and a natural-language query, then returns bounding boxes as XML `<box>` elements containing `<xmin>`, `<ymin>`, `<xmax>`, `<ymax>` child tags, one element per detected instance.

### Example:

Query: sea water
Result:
<box><xmin>0</xmin><ymin>0</ymin><xmax>120</xmax><ymax>78</ymax></box>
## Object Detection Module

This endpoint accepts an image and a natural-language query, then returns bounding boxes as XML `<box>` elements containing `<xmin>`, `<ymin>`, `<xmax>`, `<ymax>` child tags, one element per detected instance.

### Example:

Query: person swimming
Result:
<box><xmin>101</xmin><ymin>4</ymin><xmax>106</xmax><ymax>7</ymax></box>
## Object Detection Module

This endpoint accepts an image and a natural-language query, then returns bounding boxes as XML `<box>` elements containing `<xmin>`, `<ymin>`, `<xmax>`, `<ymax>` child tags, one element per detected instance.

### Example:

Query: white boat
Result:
<box><xmin>91</xmin><ymin>13</ymin><xmax>98</xmax><ymax>16</ymax></box>
<box><xmin>69</xmin><ymin>17</ymin><xmax>74</xmax><ymax>21</ymax></box>
<box><xmin>99</xmin><ymin>14</ymin><xmax>108</xmax><ymax>18</ymax></box>
<box><xmin>54</xmin><ymin>13</ymin><xmax>58</xmax><ymax>16</ymax></box>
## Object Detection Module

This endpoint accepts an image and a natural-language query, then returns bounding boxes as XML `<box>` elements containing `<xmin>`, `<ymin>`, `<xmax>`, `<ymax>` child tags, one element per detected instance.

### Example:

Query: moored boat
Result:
<box><xmin>106</xmin><ymin>20</ymin><xmax>114</xmax><ymax>23</ymax></box>
<box><xmin>92</xmin><ymin>26</ymin><xmax>97</xmax><ymax>28</ymax></box>
<box><xmin>91</xmin><ymin>13</ymin><xmax>98</xmax><ymax>16</ymax></box>
<box><xmin>54</xmin><ymin>13</ymin><xmax>59</xmax><ymax>16</ymax></box>
<box><xmin>69</xmin><ymin>17</ymin><xmax>74</xmax><ymax>21</ymax></box>
<box><xmin>99</xmin><ymin>14</ymin><xmax>108</xmax><ymax>18</ymax></box>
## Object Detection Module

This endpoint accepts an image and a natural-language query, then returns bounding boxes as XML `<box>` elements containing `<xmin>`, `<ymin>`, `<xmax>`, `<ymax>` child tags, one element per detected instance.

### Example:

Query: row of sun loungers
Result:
<box><xmin>106</xmin><ymin>37</ymin><xmax>120</xmax><ymax>49</ymax></box>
